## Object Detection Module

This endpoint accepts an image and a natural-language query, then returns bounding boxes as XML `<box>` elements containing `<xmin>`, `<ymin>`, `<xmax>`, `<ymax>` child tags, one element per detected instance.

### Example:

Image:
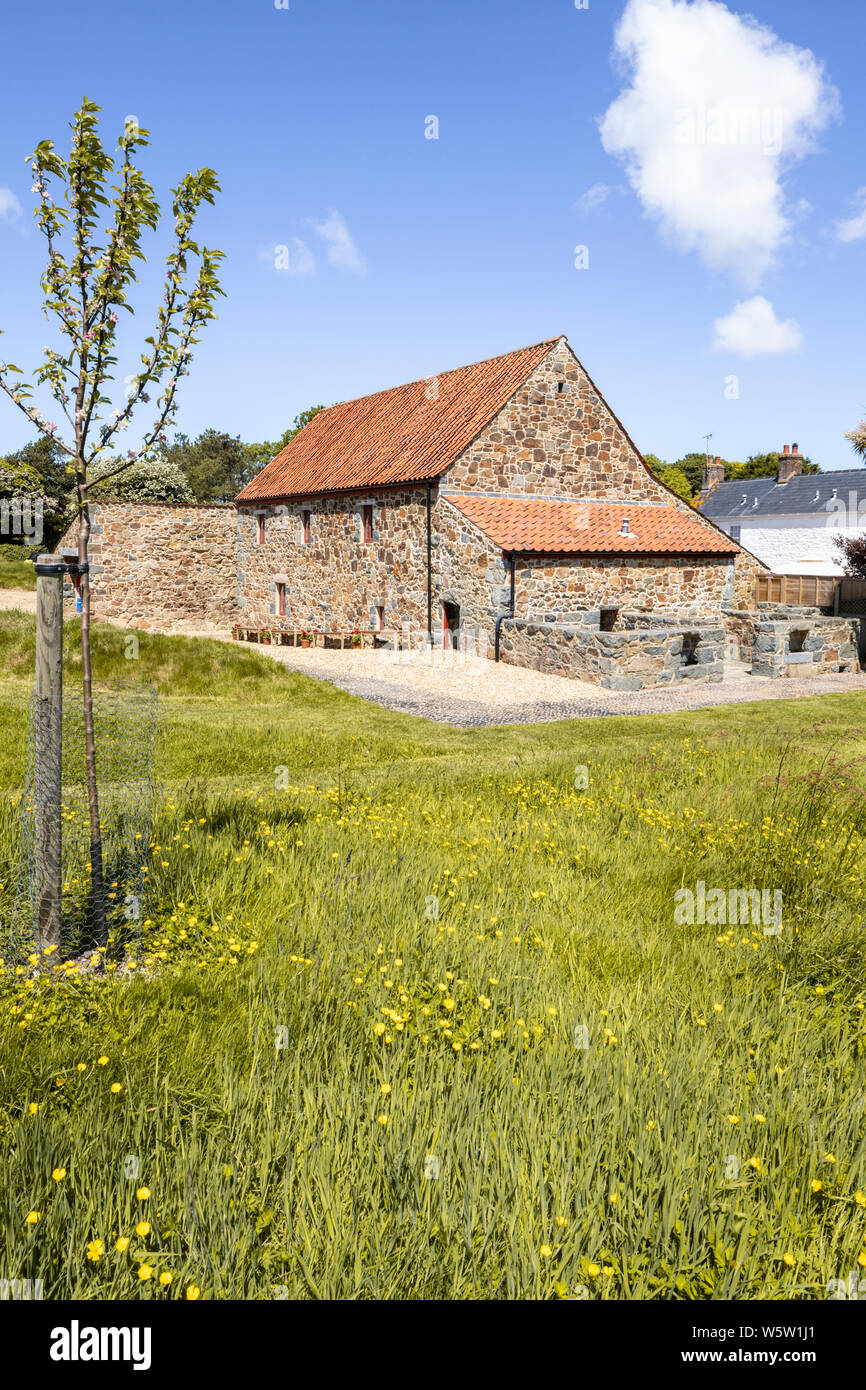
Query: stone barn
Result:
<box><xmin>234</xmin><ymin>334</ymin><xmax>767</xmax><ymax>686</ymax></box>
<box><xmin>61</xmin><ymin>335</ymin><xmax>860</xmax><ymax>688</ymax></box>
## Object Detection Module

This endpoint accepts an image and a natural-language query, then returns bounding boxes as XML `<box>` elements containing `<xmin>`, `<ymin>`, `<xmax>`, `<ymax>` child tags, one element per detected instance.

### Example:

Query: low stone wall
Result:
<box><xmin>723</xmin><ymin>607</ymin><xmax>860</xmax><ymax>677</ymax></box>
<box><xmin>57</xmin><ymin>502</ymin><xmax>239</xmax><ymax>631</ymax></box>
<box><xmin>498</xmin><ymin>617</ymin><xmax>724</xmax><ymax>689</ymax></box>
<box><xmin>751</xmin><ymin>615</ymin><xmax>860</xmax><ymax>678</ymax></box>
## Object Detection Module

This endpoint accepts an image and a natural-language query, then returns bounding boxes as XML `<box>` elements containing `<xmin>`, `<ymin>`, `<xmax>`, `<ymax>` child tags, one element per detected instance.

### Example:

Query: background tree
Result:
<box><xmin>0</xmin><ymin>435</ymin><xmax>76</xmax><ymax>548</ymax></box>
<box><xmin>728</xmin><ymin>451</ymin><xmax>819</xmax><ymax>479</ymax></box>
<box><xmin>833</xmin><ymin>532</ymin><xmax>866</xmax><ymax>577</ymax></box>
<box><xmin>164</xmin><ymin>407</ymin><xmax>325</xmax><ymax>502</ymax></box>
<box><xmin>641</xmin><ymin>453</ymin><xmax>694</xmax><ymax>500</ymax></box>
<box><xmin>0</xmin><ymin>98</ymin><xmax>223</xmax><ymax>945</ymax></box>
<box><xmin>163</xmin><ymin>428</ymin><xmax>252</xmax><ymax>502</ymax></box>
<box><xmin>94</xmin><ymin>454</ymin><xmax>194</xmax><ymax>504</ymax></box>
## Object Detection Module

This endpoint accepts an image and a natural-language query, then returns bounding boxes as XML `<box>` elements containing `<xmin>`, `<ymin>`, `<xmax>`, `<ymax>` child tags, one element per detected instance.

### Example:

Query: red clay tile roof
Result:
<box><xmin>445</xmin><ymin>496</ymin><xmax>739</xmax><ymax>556</ymax></box>
<box><xmin>236</xmin><ymin>338</ymin><xmax>561</xmax><ymax>501</ymax></box>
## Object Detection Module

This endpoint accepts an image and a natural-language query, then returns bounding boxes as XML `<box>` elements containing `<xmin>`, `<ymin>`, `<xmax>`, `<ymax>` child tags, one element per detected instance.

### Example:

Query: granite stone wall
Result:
<box><xmin>56</xmin><ymin>502</ymin><xmax>238</xmax><ymax>631</ymax></box>
<box><xmin>497</xmin><ymin>615</ymin><xmax>725</xmax><ymax>689</ymax></box>
<box><xmin>750</xmin><ymin>615</ymin><xmax>860</xmax><ymax>678</ymax></box>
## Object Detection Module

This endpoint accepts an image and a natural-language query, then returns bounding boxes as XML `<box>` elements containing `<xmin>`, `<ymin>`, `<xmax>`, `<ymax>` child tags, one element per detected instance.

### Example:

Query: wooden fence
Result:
<box><xmin>754</xmin><ymin>574</ymin><xmax>866</xmax><ymax>611</ymax></box>
<box><xmin>755</xmin><ymin>574</ymin><xmax>839</xmax><ymax>607</ymax></box>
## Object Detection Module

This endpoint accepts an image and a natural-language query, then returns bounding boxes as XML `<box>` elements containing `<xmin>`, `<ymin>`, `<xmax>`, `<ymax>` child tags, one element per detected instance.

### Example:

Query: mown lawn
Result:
<box><xmin>0</xmin><ymin>613</ymin><xmax>864</xmax><ymax>1299</ymax></box>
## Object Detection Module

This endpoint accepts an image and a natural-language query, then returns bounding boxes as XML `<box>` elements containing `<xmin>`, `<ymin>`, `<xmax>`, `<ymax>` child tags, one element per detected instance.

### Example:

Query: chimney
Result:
<box><xmin>777</xmin><ymin>443</ymin><xmax>803</xmax><ymax>484</ymax></box>
<box><xmin>702</xmin><ymin>454</ymin><xmax>724</xmax><ymax>490</ymax></box>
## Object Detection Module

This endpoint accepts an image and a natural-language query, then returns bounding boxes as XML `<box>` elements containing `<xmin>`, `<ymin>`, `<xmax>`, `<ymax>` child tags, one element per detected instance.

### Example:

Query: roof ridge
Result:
<box><xmin>312</xmin><ymin>336</ymin><xmax>563</xmax><ymax>416</ymax></box>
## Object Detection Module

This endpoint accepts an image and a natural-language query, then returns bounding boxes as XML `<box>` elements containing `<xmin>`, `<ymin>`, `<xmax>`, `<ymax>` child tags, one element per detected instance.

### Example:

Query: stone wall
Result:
<box><xmin>515</xmin><ymin>553</ymin><xmax>737</xmax><ymax>619</ymax></box>
<box><xmin>498</xmin><ymin>616</ymin><xmax>725</xmax><ymax>689</ymax></box>
<box><xmin>750</xmin><ymin>615</ymin><xmax>859</xmax><ymax>678</ymax></box>
<box><xmin>721</xmin><ymin>606</ymin><xmax>861</xmax><ymax>675</ymax></box>
<box><xmin>57</xmin><ymin>502</ymin><xmax>238</xmax><ymax>631</ymax></box>
<box><xmin>237</xmin><ymin>487</ymin><xmax>432</xmax><ymax>635</ymax></box>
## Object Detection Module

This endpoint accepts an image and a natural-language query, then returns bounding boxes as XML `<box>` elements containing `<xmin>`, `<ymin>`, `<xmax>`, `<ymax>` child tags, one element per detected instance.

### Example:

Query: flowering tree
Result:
<box><xmin>833</xmin><ymin>532</ymin><xmax>866</xmax><ymax>578</ymax></box>
<box><xmin>0</xmin><ymin>98</ymin><xmax>223</xmax><ymax>944</ymax></box>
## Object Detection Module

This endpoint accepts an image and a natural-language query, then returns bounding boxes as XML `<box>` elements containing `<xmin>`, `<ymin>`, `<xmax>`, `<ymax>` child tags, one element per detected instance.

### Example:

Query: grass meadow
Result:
<box><xmin>0</xmin><ymin>610</ymin><xmax>864</xmax><ymax>1300</ymax></box>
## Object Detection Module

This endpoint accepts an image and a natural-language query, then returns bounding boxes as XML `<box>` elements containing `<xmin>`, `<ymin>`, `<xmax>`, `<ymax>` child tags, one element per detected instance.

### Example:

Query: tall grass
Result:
<box><xmin>1</xmin><ymin>695</ymin><xmax>864</xmax><ymax>1299</ymax></box>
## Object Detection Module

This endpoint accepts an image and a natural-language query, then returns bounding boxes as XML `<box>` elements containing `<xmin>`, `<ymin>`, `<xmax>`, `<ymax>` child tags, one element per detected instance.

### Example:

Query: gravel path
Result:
<box><xmin>257</xmin><ymin>644</ymin><xmax>866</xmax><ymax>726</ymax></box>
<box><xmin>4</xmin><ymin>588</ymin><xmax>863</xmax><ymax>726</ymax></box>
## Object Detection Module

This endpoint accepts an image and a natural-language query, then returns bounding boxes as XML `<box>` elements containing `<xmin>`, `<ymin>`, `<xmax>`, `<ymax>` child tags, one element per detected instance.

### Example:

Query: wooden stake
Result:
<box><xmin>34</xmin><ymin>554</ymin><xmax>64</xmax><ymax>951</ymax></box>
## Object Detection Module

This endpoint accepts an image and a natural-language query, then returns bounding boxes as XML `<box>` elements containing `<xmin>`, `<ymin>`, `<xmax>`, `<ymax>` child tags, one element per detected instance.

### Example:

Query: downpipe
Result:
<box><xmin>494</xmin><ymin>553</ymin><xmax>515</xmax><ymax>662</ymax></box>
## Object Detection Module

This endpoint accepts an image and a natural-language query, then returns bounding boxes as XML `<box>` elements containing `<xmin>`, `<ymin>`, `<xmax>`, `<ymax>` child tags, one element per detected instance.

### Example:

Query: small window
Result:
<box><xmin>276</xmin><ymin>582</ymin><xmax>287</xmax><ymax>617</ymax></box>
<box><xmin>361</xmin><ymin>504</ymin><xmax>374</xmax><ymax>544</ymax></box>
<box><xmin>256</xmin><ymin>515</ymin><xmax>266</xmax><ymax>545</ymax></box>
<box><xmin>789</xmin><ymin>630</ymin><xmax>807</xmax><ymax>654</ymax></box>
<box><xmin>554</xmin><ymin>381</ymin><xmax>569</xmax><ymax>394</ymax></box>
<box><xmin>730</xmin><ymin>524</ymin><xmax>741</xmax><ymax>543</ymax></box>
<box><xmin>375</xmin><ymin>604</ymin><xmax>384</xmax><ymax>632</ymax></box>
<box><xmin>600</xmin><ymin>608</ymin><xmax>618</xmax><ymax>632</ymax></box>
<box><xmin>301</xmin><ymin>510</ymin><xmax>311</xmax><ymax>545</ymax></box>
<box><xmin>681</xmin><ymin>633</ymin><xmax>699</xmax><ymax>667</ymax></box>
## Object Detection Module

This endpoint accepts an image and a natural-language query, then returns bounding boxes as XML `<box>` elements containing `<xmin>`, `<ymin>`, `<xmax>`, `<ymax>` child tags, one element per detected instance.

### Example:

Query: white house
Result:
<box><xmin>695</xmin><ymin>445</ymin><xmax>866</xmax><ymax>577</ymax></box>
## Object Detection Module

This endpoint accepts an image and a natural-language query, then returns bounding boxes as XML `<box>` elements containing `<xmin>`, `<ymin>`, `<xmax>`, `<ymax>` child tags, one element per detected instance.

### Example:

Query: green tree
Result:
<box><xmin>642</xmin><ymin>453</ymin><xmax>666</xmax><ymax>474</ymax></box>
<box><xmin>165</xmin><ymin>428</ymin><xmax>253</xmax><ymax>502</ymax></box>
<box><xmin>0</xmin><ymin>435</ymin><xmax>76</xmax><ymax>547</ymax></box>
<box><xmin>95</xmin><ymin>455</ymin><xmax>194</xmax><ymax>504</ymax></box>
<box><xmin>672</xmin><ymin>453</ymin><xmax>713</xmax><ymax>494</ymax></box>
<box><xmin>0</xmin><ymin>98</ymin><xmax>223</xmax><ymax>945</ymax></box>
<box><xmin>730</xmin><ymin>452</ymin><xmax>819</xmax><ymax>479</ymax></box>
<box><xmin>167</xmin><ymin>408</ymin><xmax>326</xmax><ymax>501</ymax></box>
<box><xmin>656</xmin><ymin>465</ymin><xmax>693</xmax><ymax>501</ymax></box>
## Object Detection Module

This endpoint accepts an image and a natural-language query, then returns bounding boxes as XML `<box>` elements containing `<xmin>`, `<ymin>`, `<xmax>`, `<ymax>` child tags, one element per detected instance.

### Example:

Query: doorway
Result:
<box><xmin>443</xmin><ymin>601</ymin><xmax>460</xmax><ymax>650</ymax></box>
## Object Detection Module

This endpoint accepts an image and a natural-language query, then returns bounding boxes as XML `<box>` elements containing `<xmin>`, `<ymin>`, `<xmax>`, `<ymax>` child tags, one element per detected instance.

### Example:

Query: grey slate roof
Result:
<box><xmin>697</xmin><ymin>469</ymin><xmax>866</xmax><ymax>519</ymax></box>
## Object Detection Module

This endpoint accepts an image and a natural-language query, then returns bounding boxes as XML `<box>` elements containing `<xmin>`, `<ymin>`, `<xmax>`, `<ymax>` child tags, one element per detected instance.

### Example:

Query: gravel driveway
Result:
<box><xmin>258</xmin><ymin>643</ymin><xmax>866</xmax><ymax>726</ymax></box>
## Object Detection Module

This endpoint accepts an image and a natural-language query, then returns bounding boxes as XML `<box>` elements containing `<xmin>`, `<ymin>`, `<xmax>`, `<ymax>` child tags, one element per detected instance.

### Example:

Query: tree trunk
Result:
<box><xmin>77</xmin><ymin>498</ymin><xmax>108</xmax><ymax>948</ymax></box>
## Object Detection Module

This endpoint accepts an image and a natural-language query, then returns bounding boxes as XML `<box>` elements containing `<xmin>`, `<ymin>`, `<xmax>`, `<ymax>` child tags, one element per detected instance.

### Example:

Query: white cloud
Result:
<box><xmin>835</xmin><ymin>187</ymin><xmax>866</xmax><ymax>243</ymax></box>
<box><xmin>315</xmin><ymin>210</ymin><xmax>364</xmax><ymax>272</ymax></box>
<box><xmin>575</xmin><ymin>182</ymin><xmax>624</xmax><ymax>212</ymax></box>
<box><xmin>598</xmin><ymin>0</ymin><xmax>840</xmax><ymax>286</ymax></box>
<box><xmin>0</xmin><ymin>187</ymin><xmax>22</xmax><ymax>219</ymax></box>
<box><xmin>258</xmin><ymin>239</ymin><xmax>316</xmax><ymax>275</ymax></box>
<box><xmin>712</xmin><ymin>296</ymin><xmax>803</xmax><ymax>357</ymax></box>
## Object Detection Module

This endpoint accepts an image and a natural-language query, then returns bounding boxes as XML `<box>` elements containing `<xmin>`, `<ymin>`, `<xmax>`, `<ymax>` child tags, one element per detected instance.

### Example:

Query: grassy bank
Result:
<box><xmin>0</xmin><ymin>615</ymin><xmax>864</xmax><ymax>1298</ymax></box>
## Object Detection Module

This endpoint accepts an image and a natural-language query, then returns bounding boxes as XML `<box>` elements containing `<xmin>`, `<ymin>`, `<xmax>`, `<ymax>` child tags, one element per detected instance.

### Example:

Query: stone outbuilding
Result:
<box><xmin>234</xmin><ymin>334</ymin><xmax>767</xmax><ymax>681</ymax></box>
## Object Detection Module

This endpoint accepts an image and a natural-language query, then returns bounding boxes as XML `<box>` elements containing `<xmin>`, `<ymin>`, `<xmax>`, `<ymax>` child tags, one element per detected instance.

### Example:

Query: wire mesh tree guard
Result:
<box><xmin>12</xmin><ymin>681</ymin><xmax>158</xmax><ymax>963</ymax></box>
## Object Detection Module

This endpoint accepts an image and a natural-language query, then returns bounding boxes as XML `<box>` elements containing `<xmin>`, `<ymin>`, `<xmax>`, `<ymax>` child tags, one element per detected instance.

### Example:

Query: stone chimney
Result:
<box><xmin>777</xmin><ymin>443</ymin><xmax>803</xmax><ymax>484</ymax></box>
<box><xmin>702</xmin><ymin>454</ymin><xmax>724</xmax><ymax>490</ymax></box>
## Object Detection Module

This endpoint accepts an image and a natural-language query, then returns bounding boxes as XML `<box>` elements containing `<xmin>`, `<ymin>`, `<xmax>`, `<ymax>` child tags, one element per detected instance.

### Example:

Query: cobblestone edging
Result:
<box><xmin>266</xmin><ymin>655</ymin><xmax>866</xmax><ymax>727</ymax></box>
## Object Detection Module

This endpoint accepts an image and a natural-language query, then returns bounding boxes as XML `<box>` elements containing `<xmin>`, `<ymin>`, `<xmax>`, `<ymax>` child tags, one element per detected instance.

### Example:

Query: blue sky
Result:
<box><xmin>0</xmin><ymin>0</ymin><xmax>863</xmax><ymax>470</ymax></box>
